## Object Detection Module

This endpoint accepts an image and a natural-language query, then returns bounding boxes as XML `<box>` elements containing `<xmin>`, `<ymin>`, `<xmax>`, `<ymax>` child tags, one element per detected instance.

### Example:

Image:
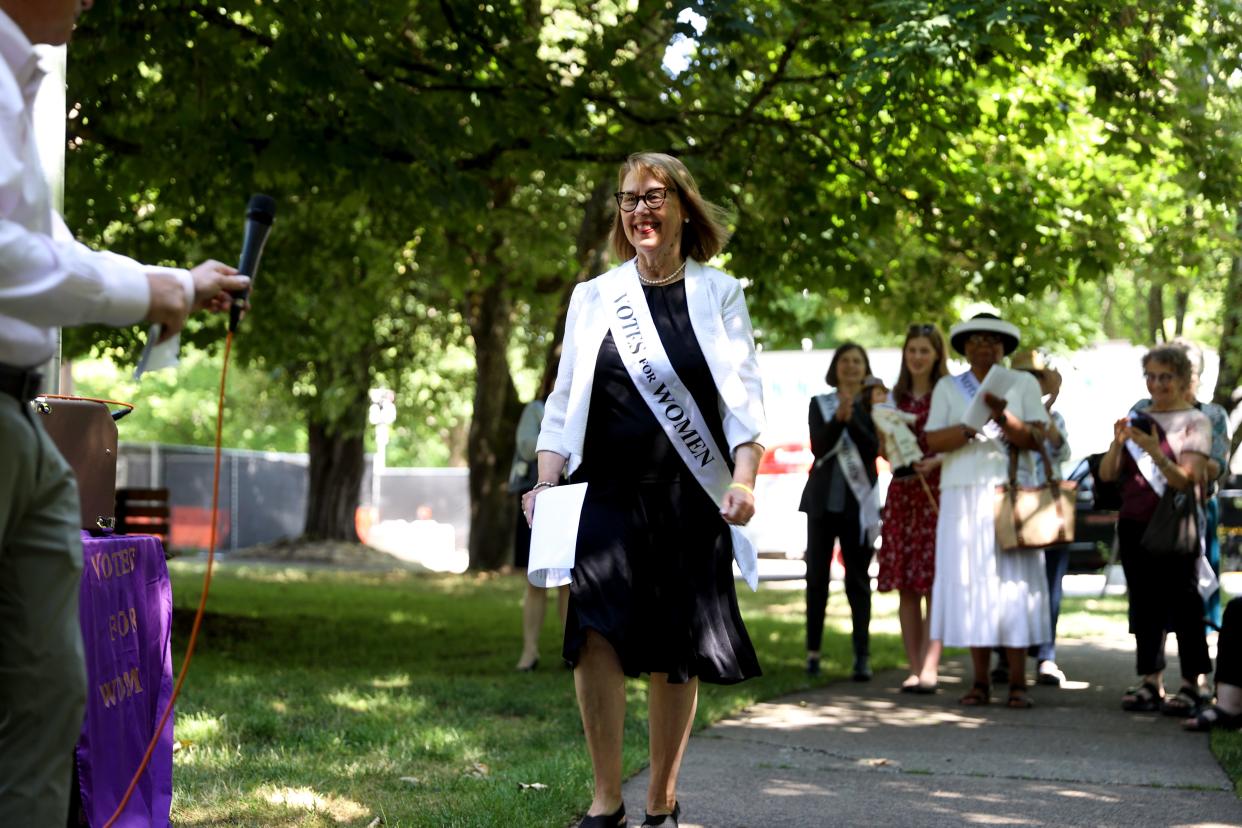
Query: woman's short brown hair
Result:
<box><xmin>825</xmin><ymin>342</ymin><xmax>872</xmax><ymax>388</ymax></box>
<box><xmin>1142</xmin><ymin>345</ymin><xmax>1194</xmax><ymax>385</ymax></box>
<box><xmin>609</xmin><ymin>152</ymin><xmax>730</xmax><ymax>263</ymax></box>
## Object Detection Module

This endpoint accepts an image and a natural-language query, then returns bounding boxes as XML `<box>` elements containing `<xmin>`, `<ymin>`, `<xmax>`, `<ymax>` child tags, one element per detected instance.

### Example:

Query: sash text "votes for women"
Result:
<box><xmin>611</xmin><ymin>292</ymin><xmax>715</xmax><ymax>469</ymax></box>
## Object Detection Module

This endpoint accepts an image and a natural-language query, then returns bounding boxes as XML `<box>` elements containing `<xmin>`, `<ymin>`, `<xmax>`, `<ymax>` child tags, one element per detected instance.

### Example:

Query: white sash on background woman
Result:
<box><xmin>952</xmin><ymin>370</ymin><xmax>1004</xmax><ymax>442</ymax></box>
<box><xmin>813</xmin><ymin>394</ymin><xmax>881</xmax><ymax>546</ymax></box>
<box><xmin>1123</xmin><ymin>410</ymin><xmax>1215</xmax><ymax>598</ymax></box>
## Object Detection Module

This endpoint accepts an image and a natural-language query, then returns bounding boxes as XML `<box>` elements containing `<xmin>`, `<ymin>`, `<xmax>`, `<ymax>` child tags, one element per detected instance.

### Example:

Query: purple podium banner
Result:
<box><xmin>76</xmin><ymin>532</ymin><xmax>174</xmax><ymax>828</ymax></box>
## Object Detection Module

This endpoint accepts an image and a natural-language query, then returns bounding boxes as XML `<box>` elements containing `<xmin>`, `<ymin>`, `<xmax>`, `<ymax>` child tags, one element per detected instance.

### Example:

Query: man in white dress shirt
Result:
<box><xmin>0</xmin><ymin>1</ymin><xmax>250</xmax><ymax>821</ymax></box>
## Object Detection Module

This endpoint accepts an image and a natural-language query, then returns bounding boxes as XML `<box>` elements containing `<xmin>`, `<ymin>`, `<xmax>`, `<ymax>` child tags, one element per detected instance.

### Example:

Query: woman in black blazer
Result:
<box><xmin>799</xmin><ymin>343</ymin><xmax>879</xmax><ymax>680</ymax></box>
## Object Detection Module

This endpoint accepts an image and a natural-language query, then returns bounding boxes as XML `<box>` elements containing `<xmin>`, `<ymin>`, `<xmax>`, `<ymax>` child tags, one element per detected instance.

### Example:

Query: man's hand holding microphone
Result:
<box><xmin>145</xmin><ymin>261</ymin><xmax>249</xmax><ymax>342</ymax></box>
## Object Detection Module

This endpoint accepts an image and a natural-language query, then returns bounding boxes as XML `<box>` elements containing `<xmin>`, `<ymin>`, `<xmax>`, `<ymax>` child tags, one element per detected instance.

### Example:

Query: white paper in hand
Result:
<box><xmin>527</xmin><ymin>483</ymin><xmax>588</xmax><ymax>588</ymax></box>
<box><xmin>961</xmin><ymin>365</ymin><xmax>1017</xmax><ymax>433</ymax></box>
<box><xmin>133</xmin><ymin>324</ymin><xmax>182</xmax><ymax>379</ymax></box>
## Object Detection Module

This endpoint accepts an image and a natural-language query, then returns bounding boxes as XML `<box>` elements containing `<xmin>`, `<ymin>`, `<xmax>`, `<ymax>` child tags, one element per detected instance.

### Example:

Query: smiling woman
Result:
<box><xmin>525</xmin><ymin>151</ymin><xmax>765</xmax><ymax>828</ymax></box>
<box><xmin>1098</xmin><ymin>345</ymin><xmax>1213</xmax><ymax>718</ymax></box>
<box><xmin>799</xmin><ymin>342</ymin><xmax>880</xmax><ymax>684</ymax></box>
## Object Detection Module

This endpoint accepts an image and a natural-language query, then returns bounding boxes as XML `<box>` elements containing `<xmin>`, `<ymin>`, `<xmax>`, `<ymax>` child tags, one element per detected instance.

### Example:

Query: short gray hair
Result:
<box><xmin>1141</xmin><ymin>345</ymin><xmax>1193</xmax><ymax>384</ymax></box>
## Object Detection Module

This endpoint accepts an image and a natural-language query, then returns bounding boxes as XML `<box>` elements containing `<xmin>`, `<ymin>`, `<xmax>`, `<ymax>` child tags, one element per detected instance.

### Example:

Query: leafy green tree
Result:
<box><xmin>62</xmin><ymin>0</ymin><xmax>1242</xmax><ymax>569</ymax></box>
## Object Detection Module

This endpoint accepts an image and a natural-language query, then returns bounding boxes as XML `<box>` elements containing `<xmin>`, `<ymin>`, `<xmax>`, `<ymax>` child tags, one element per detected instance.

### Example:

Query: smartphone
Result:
<box><xmin>1129</xmin><ymin>413</ymin><xmax>1155</xmax><ymax>434</ymax></box>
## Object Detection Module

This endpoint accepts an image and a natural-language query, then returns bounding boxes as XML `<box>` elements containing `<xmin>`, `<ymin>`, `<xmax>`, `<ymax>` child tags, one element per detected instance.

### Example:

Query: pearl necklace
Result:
<box><xmin>637</xmin><ymin>259</ymin><xmax>687</xmax><ymax>286</ymax></box>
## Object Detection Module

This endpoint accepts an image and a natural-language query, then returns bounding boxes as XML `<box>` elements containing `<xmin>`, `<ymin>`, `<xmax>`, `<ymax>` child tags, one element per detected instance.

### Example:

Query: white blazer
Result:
<box><xmin>537</xmin><ymin>258</ymin><xmax>767</xmax><ymax>475</ymax></box>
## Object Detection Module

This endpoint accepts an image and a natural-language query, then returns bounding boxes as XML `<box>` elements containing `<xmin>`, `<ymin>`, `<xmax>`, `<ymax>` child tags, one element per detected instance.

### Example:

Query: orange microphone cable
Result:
<box><xmin>38</xmin><ymin>393</ymin><xmax>135</xmax><ymax>415</ymax></box>
<box><xmin>102</xmin><ymin>330</ymin><xmax>234</xmax><ymax>828</ymax></box>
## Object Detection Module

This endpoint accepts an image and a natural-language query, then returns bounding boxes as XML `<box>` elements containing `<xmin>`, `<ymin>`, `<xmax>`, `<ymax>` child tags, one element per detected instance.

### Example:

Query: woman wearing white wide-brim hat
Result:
<box><xmin>924</xmin><ymin>312</ymin><xmax>1052</xmax><ymax>709</ymax></box>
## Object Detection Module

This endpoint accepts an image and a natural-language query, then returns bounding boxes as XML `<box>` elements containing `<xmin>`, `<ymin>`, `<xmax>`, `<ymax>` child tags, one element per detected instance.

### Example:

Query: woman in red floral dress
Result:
<box><xmin>878</xmin><ymin>324</ymin><xmax>949</xmax><ymax>693</ymax></box>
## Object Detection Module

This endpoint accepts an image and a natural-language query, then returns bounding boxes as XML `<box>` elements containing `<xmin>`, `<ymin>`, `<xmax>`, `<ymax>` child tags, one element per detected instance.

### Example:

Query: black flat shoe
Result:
<box><xmin>579</xmin><ymin>802</ymin><xmax>626</xmax><ymax>828</ymax></box>
<box><xmin>806</xmin><ymin>656</ymin><xmax>821</xmax><ymax>677</ymax></box>
<box><xmin>642</xmin><ymin>801</ymin><xmax>679</xmax><ymax>827</ymax></box>
<box><xmin>515</xmin><ymin>657</ymin><xmax>539</xmax><ymax>672</ymax></box>
<box><xmin>851</xmin><ymin>656</ymin><xmax>872</xmax><ymax>682</ymax></box>
<box><xmin>1184</xmin><ymin>704</ymin><xmax>1242</xmax><ymax>732</ymax></box>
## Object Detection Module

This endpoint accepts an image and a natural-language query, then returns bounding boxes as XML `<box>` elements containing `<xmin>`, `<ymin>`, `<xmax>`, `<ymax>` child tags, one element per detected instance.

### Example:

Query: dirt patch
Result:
<box><xmin>226</xmin><ymin>538</ymin><xmax>428</xmax><ymax>571</ymax></box>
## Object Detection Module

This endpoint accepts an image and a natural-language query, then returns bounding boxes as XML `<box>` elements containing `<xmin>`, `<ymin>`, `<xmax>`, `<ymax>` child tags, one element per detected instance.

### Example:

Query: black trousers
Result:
<box><xmin>1118</xmin><ymin>518</ymin><xmax>1211</xmax><ymax>681</ymax></box>
<box><xmin>805</xmin><ymin>509</ymin><xmax>871</xmax><ymax>655</ymax></box>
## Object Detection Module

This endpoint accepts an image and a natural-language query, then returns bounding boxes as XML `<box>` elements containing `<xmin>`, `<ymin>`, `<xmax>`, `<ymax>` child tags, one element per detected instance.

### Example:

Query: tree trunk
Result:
<box><xmin>304</xmin><ymin>417</ymin><xmax>366</xmax><ymax>541</ymax></box>
<box><xmin>1099</xmin><ymin>276</ymin><xmax>1117</xmax><ymax>338</ymax></box>
<box><xmin>1173</xmin><ymin>288</ymin><xmax>1189</xmax><ymax>337</ymax></box>
<box><xmin>464</xmin><ymin>179</ymin><xmax>613</xmax><ymax>570</ymax></box>
<box><xmin>446</xmin><ymin>420</ymin><xmax>469</xmax><ymax>467</ymax></box>
<box><xmin>463</xmin><ymin>176</ymin><xmax>523</xmax><ymax>571</ymax></box>
<box><xmin>466</xmin><ymin>273</ymin><xmax>522</xmax><ymax>570</ymax></box>
<box><xmin>1147</xmin><ymin>280</ymin><xmax>1166</xmax><ymax>343</ymax></box>
<box><xmin>541</xmin><ymin>179</ymin><xmax>615</xmax><ymax>392</ymax></box>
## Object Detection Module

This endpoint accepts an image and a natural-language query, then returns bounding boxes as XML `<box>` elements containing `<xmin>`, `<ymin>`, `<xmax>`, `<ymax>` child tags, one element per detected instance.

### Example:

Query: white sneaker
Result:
<box><xmin>1036</xmin><ymin>661</ymin><xmax>1066</xmax><ymax>686</ymax></box>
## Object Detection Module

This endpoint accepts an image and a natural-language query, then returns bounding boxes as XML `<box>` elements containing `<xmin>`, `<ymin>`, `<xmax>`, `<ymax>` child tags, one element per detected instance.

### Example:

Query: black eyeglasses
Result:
<box><xmin>1144</xmin><ymin>371</ymin><xmax>1176</xmax><ymax>384</ymax></box>
<box><xmin>907</xmin><ymin>324</ymin><xmax>935</xmax><ymax>336</ymax></box>
<box><xmin>614</xmin><ymin>187</ymin><xmax>675</xmax><ymax>212</ymax></box>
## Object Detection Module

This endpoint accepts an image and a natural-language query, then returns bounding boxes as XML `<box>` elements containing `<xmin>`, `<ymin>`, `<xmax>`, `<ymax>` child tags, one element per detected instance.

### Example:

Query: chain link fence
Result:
<box><xmin>117</xmin><ymin>443</ymin><xmax>469</xmax><ymax>553</ymax></box>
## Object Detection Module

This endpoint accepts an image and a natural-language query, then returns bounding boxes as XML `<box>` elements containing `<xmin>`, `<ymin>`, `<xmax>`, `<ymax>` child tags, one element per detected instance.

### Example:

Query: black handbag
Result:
<box><xmin>1140</xmin><ymin>484</ymin><xmax>1201</xmax><ymax>559</ymax></box>
<box><xmin>1086</xmin><ymin>451</ymin><xmax>1122</xmax><ymax>511</ymax></box>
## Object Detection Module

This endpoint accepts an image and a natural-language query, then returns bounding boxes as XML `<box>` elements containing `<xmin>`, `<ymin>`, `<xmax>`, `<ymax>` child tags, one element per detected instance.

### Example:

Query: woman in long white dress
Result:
<box><xmin>924</xmin><ymin>313</ymin><xmax>1051</xmax><ymax>709</ymax></box>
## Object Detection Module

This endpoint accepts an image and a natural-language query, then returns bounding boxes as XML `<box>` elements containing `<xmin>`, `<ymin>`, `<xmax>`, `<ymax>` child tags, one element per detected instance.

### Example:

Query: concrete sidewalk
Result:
<box><xmin>623</xmin><ymin>637</ymin><xmax>1242</xmax><ymax>827</ymax></box>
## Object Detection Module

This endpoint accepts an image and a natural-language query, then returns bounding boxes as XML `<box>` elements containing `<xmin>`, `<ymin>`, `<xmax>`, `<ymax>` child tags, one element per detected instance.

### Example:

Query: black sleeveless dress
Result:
<box><xmin>562</xmin><ymin>280</ymin><xmax>761</xmax><ymax>685</ymax></box>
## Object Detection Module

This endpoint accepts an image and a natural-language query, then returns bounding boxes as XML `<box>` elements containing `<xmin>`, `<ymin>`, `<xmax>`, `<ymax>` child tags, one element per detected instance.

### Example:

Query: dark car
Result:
<box><xmin>1063</xmin><ymin>453</ymin><xmax>1118</xmax><ymax>573</ymax></box>
<box><xmin>1217</xmin><ymin>474</ymin><xmax>1242</xmax><ymax>571</ymax></box>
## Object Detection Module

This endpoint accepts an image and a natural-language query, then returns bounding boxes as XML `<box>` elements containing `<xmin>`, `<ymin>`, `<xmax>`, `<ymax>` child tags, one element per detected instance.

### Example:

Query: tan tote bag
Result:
<box><xmin>994</xmin><ymin>439</ymin><xmax>1077</xmax><ymax>551</ymax></box>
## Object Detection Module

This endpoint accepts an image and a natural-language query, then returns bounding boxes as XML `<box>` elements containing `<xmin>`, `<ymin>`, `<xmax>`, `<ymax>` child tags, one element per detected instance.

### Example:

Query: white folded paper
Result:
<box><xmin>730</xmin><ymin>525</ymin><xmax>759</xmax><ymax>592</ymax></box>
<box><xmin>961</xmin><ymin>365</ymin><xmax>1018</xmax><ymax>433</ymax></box>
<box><xmin>527</xmin><ymin>482</ymin><xmax>589</xmax><ymax>588</ymax></box>
<box><xmin>133</xmin><ymin>324</ymin><xmax>181</xmax><ymax>379</ymax></box>
<box><xmin>1197</xmin><ymin>554</ymin><xmax>1218</xmax><ymax>602</ymax></box>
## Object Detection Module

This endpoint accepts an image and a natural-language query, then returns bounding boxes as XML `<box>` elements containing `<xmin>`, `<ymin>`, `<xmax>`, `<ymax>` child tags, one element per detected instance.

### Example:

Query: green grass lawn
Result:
<box><xmin>162</xmin><ymin>563</ymin><xmax>1132</xmax><ymax>826</ymax></box>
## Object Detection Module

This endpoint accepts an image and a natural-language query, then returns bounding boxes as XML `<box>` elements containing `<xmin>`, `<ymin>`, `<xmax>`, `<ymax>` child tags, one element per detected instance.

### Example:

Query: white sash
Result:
<box><xmin>1124</xmin><ymin>431</ymin><xmax>1167</xmax><ymax>498</ymax></box>
<box><xmin>952</xmin><ymin>371</ymin><xmax>1003</xmax><ymax>441</ymax></box>
<box><xmin>953</xmin><ymin>369</ymin><xmax>980</xmax><ymax>400</ymax></box>
<box><xmin>1122</xmin><ymin>411</ymin><xmax>1212</xmax><ymax>588</ymax></box>
<box><xmin>598</xmin><ymin>265</ymin><xmax>759</xmax><ymax>591</ymax></box>
<box><xmin>813</xmin><ymin>395</ymin><xmax>881</xmax><ymax>546</ymax></box>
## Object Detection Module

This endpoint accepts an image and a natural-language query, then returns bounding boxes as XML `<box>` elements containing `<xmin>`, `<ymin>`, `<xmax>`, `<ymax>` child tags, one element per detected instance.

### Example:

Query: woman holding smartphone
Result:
<box><xmin>1099</xmin><ymin>345</ymin><xmax>1212</xmax><ymax>716</ymax></box>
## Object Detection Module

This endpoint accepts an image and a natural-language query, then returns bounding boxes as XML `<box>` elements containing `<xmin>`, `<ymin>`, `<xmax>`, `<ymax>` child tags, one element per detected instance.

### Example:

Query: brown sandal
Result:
<box><xmin>959</xmin><ymin>681</ymin><xmax>990</xmax><ymax>706</ymax></box>
<box><xmin>1007</xmin><ymin>684</ymin><xmax>1034</xmax><ymax>709</ymax></box>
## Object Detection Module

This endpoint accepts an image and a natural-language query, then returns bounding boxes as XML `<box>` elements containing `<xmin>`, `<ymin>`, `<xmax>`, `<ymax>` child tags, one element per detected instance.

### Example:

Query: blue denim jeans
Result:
<box><xmin>1029</xmin><ymin>545</ymin><xmax>1070</xmax><ymax>664</ymax></box>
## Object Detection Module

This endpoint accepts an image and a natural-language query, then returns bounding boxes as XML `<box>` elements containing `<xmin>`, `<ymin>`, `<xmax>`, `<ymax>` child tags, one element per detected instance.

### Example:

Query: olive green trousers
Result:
<box><xmin>0</xmin><ymin>393</ymin><xmax>86</xmax><ymax>825</ymax></box>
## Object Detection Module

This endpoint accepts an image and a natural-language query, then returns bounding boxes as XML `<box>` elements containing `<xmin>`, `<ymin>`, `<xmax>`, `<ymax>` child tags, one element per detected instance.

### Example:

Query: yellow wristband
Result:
<box><xmin>728</xmin><ymin>482</ymin><xmax>754</xmax><ymax>495</ymax></box>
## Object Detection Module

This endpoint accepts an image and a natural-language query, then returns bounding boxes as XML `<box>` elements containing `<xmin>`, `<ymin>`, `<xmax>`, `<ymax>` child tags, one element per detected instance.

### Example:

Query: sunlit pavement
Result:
<box><xmin>622</xmin><ymin>602</ymin><xmax>1242</xmax><ymax>827</ymax></box>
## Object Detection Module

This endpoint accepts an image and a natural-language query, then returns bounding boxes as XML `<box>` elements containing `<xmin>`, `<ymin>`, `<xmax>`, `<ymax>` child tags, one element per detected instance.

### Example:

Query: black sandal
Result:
<box><xmin>1183</xmin><ymin>704</ymin><xmax>1242</xmax><ymax>732</ymax></box>
<box><xmin>1007</xmin><ymin>684</ymin><xmax>1033</xmax><ymax>709</ymax></box>
<box><xmin>1160</xmin><ymin>686</ymin><xmax>1204</xmax><ymax>718</ymax></box>
<box><xmin>959</xmin><ymin>681</ymin><xmax>990</xmax><ymax>706</ymax></box>
<box><xmin>1121</xmin><ymin>682</ymin><xmax>1162</xmax><ymax>712</ymax></box>
<box><xmin>641</xmin><ymin>801</ymin><xmax>680</xmax><ymax>827</ymax></box>
<box><xmin>579</xmin><ymin>803</ymin><xmax>626</xmax><ymax>828</ymax></box>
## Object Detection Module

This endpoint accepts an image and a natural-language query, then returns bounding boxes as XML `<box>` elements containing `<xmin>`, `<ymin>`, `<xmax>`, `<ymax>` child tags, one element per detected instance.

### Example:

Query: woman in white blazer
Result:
<box><xmin>524</xmin><ymin>153</ymin><xmax>766</xmax><ymax>828</ymax></box>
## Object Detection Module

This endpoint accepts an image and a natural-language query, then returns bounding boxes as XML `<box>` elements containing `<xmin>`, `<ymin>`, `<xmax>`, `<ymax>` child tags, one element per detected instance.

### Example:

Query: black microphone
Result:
<box><xmin>229</xmin><ymin>193</ymin><xmax>276</xmax><ymax>333</ymax></box>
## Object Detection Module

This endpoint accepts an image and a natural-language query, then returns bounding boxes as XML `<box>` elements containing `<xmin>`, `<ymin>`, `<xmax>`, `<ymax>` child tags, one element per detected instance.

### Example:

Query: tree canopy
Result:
<box><xmin>64</xmin><ymin>0</ymin><xmax>1242</xmax><ymax>567</ymax></box>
